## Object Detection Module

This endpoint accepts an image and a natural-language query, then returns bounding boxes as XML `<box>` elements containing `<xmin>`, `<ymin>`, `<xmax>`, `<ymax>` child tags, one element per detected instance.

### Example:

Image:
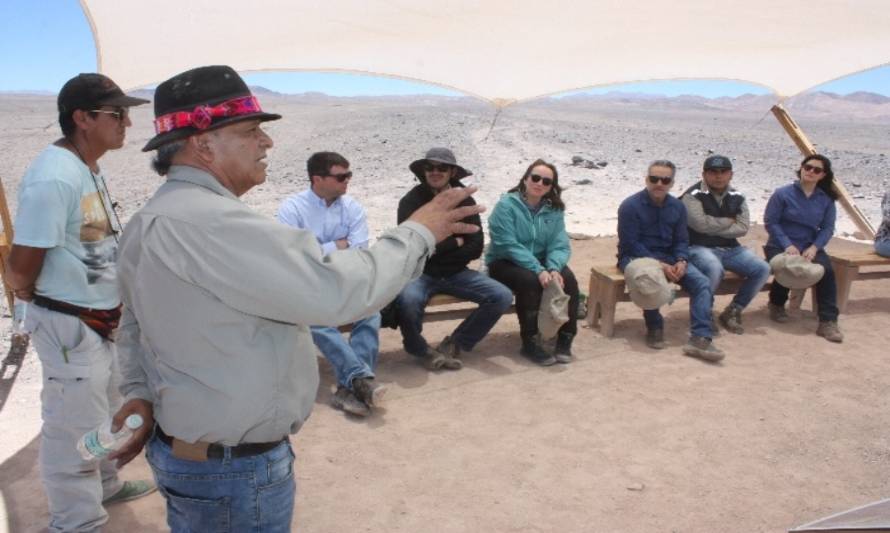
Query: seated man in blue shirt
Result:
<box><xmin>278</xmin><ymin>152</ymin><xmax>384</xmax><ymax>417</ymax></box>
<box><xmin>680</xmin><ymin>155</ymin><xmax>770</xmax><ymax>335</ymax></box>
<box><xmin>617</xmin><ymin>160</ymin><xmax>724</xmax><ymax>362</ymax></box>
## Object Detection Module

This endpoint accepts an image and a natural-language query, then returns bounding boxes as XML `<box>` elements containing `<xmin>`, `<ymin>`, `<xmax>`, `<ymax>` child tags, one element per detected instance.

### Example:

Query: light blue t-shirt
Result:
<box><xmin>13</xmin><ymin>144</ymin><xmax>120</xmax><ymax>309</ymax></box>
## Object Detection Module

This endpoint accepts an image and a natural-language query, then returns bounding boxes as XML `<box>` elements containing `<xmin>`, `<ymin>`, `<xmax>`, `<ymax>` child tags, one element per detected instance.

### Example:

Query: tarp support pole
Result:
<box><xmin>771</xmin><ymin>104</ymin><xmax>876</xmax><ymax>239</ymax></box>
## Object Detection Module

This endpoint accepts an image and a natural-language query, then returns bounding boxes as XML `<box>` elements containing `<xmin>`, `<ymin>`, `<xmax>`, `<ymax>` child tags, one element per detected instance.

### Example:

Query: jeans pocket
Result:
<box><xmin>265</xmin><ymin>445</ymin><xmax>295</xmax><ymax>484</ymax></box>
<box><xmin>158</xmin><ymin>484</ymin><xmax>231</xmax><ymax>533</ymax></box>
<box><xmin>257</xmin><ymin>473</ymin><xmax>295</xmax><ymax>532</ymax></box>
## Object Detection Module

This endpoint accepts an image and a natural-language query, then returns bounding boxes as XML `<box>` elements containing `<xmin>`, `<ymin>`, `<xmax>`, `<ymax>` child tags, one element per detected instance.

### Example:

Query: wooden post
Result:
<box><xmin>0</xmin><ymin>176</ymin><xmax>16</xmax><ymax>313</ymax></box>
<box><xmin>771</xmin><ymin>104</ymin><xmax>876</xmax><ymax>239</ymax></box>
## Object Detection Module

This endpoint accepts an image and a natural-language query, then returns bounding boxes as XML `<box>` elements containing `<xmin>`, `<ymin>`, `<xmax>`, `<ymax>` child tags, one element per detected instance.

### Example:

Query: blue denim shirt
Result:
<box><xmin>764</xmin><ymin>182</ymin><xmax>836</xmax><ymax>251</ymax></box>
<box><xmin>617</xmin><ymin>189</ymin><xmax>689</xmax><ymax>269</ymax></box>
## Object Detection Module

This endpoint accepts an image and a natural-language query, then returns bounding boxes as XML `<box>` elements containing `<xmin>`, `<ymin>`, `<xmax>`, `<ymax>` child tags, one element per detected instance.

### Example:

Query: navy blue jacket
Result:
<box><xmin>617</xmin><ymin>189</ymin><xmax>689</xmax><ymax>270</ymax></box>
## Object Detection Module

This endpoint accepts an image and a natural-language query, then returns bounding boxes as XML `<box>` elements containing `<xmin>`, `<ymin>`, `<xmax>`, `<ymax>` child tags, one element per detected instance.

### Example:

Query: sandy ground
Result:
<box><xmin>1</xmin><ymin>95</ymin><xmax>889</xmax><ymax>532</ymax></box>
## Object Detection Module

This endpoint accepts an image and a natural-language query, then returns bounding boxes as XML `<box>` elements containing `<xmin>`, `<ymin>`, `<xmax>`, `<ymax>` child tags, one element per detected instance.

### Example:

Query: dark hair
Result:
<box><xmin>307</xmin><ymin>152</ymin><xmax>349</xmax><ymax>182</ymax></box>
<box><xmin>151</xmin><ymin>140</ymin><xmax>186</xmax><ymax>176</ymax></box>
<box><xmin>59</xmin><ymin>111</ymin><xmax>77</xmax><ymax>138</ymax></box>
<box><xmin>795</xmin><ymin>154</ymin><xmax>838</xmax><ymax>201</ymax></box>
<box><xmin>508</xmin><ymin>159</ymin><xmax>565</xmax><ymax>211</ymax></box>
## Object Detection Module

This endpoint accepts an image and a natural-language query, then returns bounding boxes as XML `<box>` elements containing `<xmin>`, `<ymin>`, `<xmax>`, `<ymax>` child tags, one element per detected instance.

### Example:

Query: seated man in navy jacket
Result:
<box><xmin>617</xmin><ymin>160</ymin><xmax>724</xmax><ymax>362</ymax></box>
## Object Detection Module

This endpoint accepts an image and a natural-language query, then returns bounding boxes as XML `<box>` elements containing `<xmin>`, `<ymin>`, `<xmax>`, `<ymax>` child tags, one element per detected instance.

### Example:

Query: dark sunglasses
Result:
<box><xmin>326</xmin><ymin>171</ymin><xmax>353</xmax><ymax>182</ymax></box>
<box><xmin>802</xmin><ymin>163</ymin><xmax>825</xmax><ymax>175</ymax></box>
<box><xmin>529</xmin><ymin>174</ymin><xmax>553</xmax><ymax>186</ymax></box>
<box><xmin>648</xmin><ymin>175</ymin><xmax>673</xmax><ymax>185</ymax></box>
<box><xmin>90</xmin><ymin>107</ymin><xmax>128</xmax><ymax>122</ymax></box>
<box><xmin>423</xmin><ymin>163</ymin><xmax>452</xmax><ymax>173</ymax></box>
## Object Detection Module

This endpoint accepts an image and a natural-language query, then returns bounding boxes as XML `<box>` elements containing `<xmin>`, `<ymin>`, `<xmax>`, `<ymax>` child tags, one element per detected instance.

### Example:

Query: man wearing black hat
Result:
<box><xmin>681</xmin><ymin>155</ymin><xmax>770</xmax><ymax>335</ymax></box>
<box><xmin>4</xmin><ymin>73</ymin><xmax>154</xmax><ymax>532</ymax></box>
<box><xmin>109</xmin><ymin>66</ymin><xmax>484</xmax><ymax>531</ymax></box>
<box><xmin>394</xmin><ymin>148</ymin><xmax>513</xmax><ymax>370</ymax></box>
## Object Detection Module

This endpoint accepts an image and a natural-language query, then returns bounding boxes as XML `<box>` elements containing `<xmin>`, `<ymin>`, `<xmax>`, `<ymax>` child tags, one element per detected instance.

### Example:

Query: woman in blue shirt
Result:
<box><xmin>486</xmin><ymin>159</ymin><xmax>580</xmax><ymax>366</ymax></box>
<box><xmin>763</xmin><ymin>154</ymin><xmax>843</xmax><ymax>342</ymax></box>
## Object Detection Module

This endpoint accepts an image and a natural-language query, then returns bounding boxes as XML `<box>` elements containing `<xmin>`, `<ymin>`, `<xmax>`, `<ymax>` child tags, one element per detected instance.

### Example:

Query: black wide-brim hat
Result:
<box><xmin>143</xmin><ymin>65</ymin><xmax>281</xmax><ymax>152</ymax></box>
<box><xmin>409</xmin><ymin>147</ymin><xmax>472</xmax><ymax>181</ymax></box>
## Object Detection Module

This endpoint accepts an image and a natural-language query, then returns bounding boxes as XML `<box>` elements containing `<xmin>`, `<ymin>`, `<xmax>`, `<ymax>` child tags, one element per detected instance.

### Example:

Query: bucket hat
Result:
<box><xmin>625</xmin><ymin>258</ymin><xmax>673</xmax><ymax>310</ymax></box>
<box><xmin>409</xmin><ymin>147</ymin><xmax>472</xmax><ymax>181</ymax></box>
<box><xmin>769</xmin><ymin>252</ymin><xmax>825</xmax><ymax>289</ymax></box>
<box><xmin>538</xmin><ymin>281</ymin><xmax>570</xmax><ymax>340</ymax></box>
<box><xmin>143</xmin><ymin>65</ymin><xmax>281</xmax><ymax>152</ymax></box>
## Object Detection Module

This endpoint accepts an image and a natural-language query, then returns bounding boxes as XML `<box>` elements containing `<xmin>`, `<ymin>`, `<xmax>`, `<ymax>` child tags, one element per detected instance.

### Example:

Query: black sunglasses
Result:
<box><xmin>802</xmin><ymin>163</ymin><xmax>825</xmax><ymax>175</ymax></box>
<box><xmin>648</xmin><ymin>175</ymin><xmax>673</xmax><ymax>185</ymax></box>
<box><xmin>326</xmin><ymin>171</ymin><xmax>353</xmax><ymax>182</ymax></box>
<box><xmin>529</xmin><ymin>174</ymin><xmax>553</xmax><ymax>186</ymax></box>
<box><xmin>424</xmin><ymin>163</ymin><xmax>452</xmax><ymax>173</ymax></box>
<box><xmin>90</xmin><ymin>107</ymin><xmax>128</xmax><ymax>122</ymax></box>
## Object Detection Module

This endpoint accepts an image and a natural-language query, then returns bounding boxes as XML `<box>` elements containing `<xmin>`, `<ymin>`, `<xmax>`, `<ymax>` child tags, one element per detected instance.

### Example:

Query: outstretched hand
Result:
<box><xmin>108</xmin><ymin>398</ymin><xmax>154</xmax><ymax>468</ymax></box>
<box><xmin>407</xmin><ymin>186</ymin><xmax>484</xmax><ymax>243</ymax></box>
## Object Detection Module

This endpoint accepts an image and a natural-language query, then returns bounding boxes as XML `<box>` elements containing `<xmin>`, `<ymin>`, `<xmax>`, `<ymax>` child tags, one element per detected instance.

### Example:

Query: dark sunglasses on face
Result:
<box><xmin>802</xmin><ymin>163</ymin><xmax>825</xmax><ymax>175</ymax></box>
<box><xmin>648</xmin><ymin>175</ymin><xmax>673</xmax><ymax>185</ymax></box>
<box><xmin>90</xmin><ymin>107</ymin><xmax>128</xmax><ymax>122</ymax></box>
<box><xmin>529</xmin><ymin>174</ymin><xmax>553</xmax><ymax>186</ymax></box>
<box><xmin>326</xmin><ymin>171</ymin><xmax>353</xmax><ymax>182</ymax></box>
<box><xmin>424</xmin><ymin>163</ymin><xmax>452</xmax><ymax>173</ymax></box>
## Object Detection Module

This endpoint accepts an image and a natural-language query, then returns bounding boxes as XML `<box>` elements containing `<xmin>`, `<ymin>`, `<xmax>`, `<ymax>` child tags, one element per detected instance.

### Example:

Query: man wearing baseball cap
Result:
<box><xmin>4</xmin><ymin>73</ymin><xmax>154</xmax><ymax>531</ymax></box>
<box><xmin>681</xmin><ymin>155</ymin><xmax>770</xmax><ymax>335</ymax></box>
<box><xmin>108</xmin><ymin>65</ymin><xmax>484</xmax><ymax>531</ymax></box>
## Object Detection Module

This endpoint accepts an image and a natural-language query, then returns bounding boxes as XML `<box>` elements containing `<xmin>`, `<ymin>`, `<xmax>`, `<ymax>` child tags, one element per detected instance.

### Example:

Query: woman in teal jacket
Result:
<box><xmin>486</xmin><ymin>159</ymin><xmax>579</xmax><ymax>366</ymax></box>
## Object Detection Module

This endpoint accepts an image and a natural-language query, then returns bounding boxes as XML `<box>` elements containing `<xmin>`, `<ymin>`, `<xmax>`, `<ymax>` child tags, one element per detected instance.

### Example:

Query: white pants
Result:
<box><xmin>27</xmin><ymin>304</ymin><xmax>124</xmax><ymax>533</ymax></box>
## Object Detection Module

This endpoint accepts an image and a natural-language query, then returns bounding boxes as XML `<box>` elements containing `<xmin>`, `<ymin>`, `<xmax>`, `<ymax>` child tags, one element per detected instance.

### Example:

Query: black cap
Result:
<box><xmin>57</xmin><ymin>73</ymin><xmax>149</xmax><ymax>114</ymax></box>
<box><xmin>703</xmin><ymin>155</ymin><xmax>732</xmax><ymax>171</ymax></box>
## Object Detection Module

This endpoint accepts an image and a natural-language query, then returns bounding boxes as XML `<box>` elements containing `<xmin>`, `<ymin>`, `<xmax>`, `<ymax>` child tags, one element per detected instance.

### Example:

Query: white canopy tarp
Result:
<box><xmin>81</xmin><ymin>0</ymin><xmax>890</xmax><ymax>104</ymax></box>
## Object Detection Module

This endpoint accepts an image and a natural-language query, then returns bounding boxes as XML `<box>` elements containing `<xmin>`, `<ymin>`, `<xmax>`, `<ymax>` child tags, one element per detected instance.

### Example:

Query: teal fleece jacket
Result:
<box><xmin>485</xmin><ymin>191</ymin><xmax>571</xmax><ymax>273</ymax></box>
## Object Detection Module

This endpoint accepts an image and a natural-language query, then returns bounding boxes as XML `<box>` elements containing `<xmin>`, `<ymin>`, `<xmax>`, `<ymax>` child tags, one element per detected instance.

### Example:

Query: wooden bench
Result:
<box><xmin>828</xmin><ymin>250</ymin><xmax>890</xmax><ymax>313</ymax></box>
<box><xmin>339</xmin><ymin>294</ymin><xmax>515</xmax><ymax>332</ymax></box>
<box><xmin>586</xmin><ymin>264</ymin><xmax>770</xmax><ymax>338</ymax></box>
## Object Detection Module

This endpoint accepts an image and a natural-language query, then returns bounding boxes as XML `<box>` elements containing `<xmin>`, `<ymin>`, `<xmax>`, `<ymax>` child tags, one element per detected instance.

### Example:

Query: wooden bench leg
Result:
<box><xmin>587</xmin><ymin>275</ymin><xmax>600</xmax><ymax>330</ymax></box>
<box><xmin>595</xmin><ymin>281</ymin><xmax>620</xmax><ymax>338</ymax></box>
<box><xmin>833</xmin><ymin>261</ymin><xmax>858</xmax><ymax>314</ymax></box>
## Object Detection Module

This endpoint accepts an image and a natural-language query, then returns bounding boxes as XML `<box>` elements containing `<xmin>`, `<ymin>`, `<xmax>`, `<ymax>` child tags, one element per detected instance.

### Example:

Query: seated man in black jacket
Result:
<box><xmin>396</xmin><ymin>148</ymin><xmax>513</xmax><ymax>370</ymax></box>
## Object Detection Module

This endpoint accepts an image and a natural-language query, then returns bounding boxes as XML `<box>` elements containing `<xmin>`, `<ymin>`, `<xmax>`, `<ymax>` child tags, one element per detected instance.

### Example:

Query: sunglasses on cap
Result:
<box><xmin>423</xmin><ymin>163</ymin><xmax>452</xmax><ymax>173</ymax></box>
<box><xmin>326</xmin><ymin>171</ymin><xmax>353</xmax><ymax>182</ymax></box>
<box><xmin>529</xmin><ymin>174</ymin><xmax>553</xmax><ymax>186</ymax></box>
<box><xmin>90</xmin><ymin>106</ymin><xmax>129</xmax><ymax>122</ymax></box>
<box><xmin>802</xmin><ymin>163</ymin><xmax>825</xmax><ymax>175</ymax></box>
<box><xmin>648</xmin><ymin>175</ymin><xmax>673</xmax><ymax>185</ymax></box>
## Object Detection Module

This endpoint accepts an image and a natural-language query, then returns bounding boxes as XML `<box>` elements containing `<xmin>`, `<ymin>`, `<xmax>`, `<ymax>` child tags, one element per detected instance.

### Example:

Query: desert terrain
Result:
<box><xmin>1</xmin><ymin>91</ymin><xmax>889</xmax><ymax>532</ymax></box>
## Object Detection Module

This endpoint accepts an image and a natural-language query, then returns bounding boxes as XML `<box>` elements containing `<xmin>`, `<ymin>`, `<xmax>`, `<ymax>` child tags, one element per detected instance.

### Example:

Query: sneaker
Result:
<box><xmin>520</xmin><ymin>335</ymin><xmax>557</xmax><ymax>366</ymax></box>
<box><xmin>768</xmin><ymin>303</ymin><xmax>789</xmax><ymax>323</ymax></box>
<box><xmin>719</xmin><ymin>305</ymin><xmax>745</xmax><ymax>335</ymax></box>
<box><xmin>816</xmin><ymin>321</ymin><xmax>844</xmax><ymax>343</ymax></box>
<box><xmin>710</xmin><ymin>312</ymin><xmax>721</xmax><ymax>337</ymax></box>
<box><xmin>103</xmin><ymin>480</ymin><xmax>157</xmax><ymax>505</ymax></box>
<box><xmin>351</xmin><ymin>377</ymin><xmax>387</xmax><ymax>407</ymax></box>
<box><xmin>331</xmin><ymin>386</ymin><xmax>371</xmax><ymax>417</ymax></box>
<box><xmin>645</xmin><ymin>328</ymin><xmax>666</xmax><ymax>350</ymax></box>
<box><xmin>554</xmin><ymin>333</ymin><xmax>574</xmax><ymax>364</ymax></box>
<box><xmin>682</xmin><ymin>336</ymin><xmax>725</xmax><ymax>363</ymax></box>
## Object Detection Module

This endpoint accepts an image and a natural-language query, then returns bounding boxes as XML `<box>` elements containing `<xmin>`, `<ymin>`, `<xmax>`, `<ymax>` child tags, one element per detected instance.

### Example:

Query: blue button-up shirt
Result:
<box><xmin>764</xmin><ymin>182</ymin><xmax>836</xmax><ymax>251</ymax></box>
<box><xmin>617</xmin><ymin>189</ymin><xmax>689</xmax><ymax>269</ymax></box>
<box><xmin>277</xmin><ymin>189</ymin><xmax>370</xmax><ymax>256</ymax></box>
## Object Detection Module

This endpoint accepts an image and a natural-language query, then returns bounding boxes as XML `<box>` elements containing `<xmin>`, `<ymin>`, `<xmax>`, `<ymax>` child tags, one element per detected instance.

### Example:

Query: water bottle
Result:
<box><xmin>77</xmin><ymin>414</ymin><xmax>144</xmax><ymax>461</ymax></box>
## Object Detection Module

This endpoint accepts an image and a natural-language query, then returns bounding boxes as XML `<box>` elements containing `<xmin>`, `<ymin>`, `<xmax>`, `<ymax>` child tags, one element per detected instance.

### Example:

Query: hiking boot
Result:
<box><xmin>768</xmin><ymin>303</ymin><xmax>789</xmax><ymax>323</ymax></box>
<box><xmin>520</xmin><ymin>335</ymin><xmax>557</xmax><ymax>366</ymax></box>
<box><xmin>436</xmin><ymin>335</ymin><xmax>462</xmax><ymax>360</ymax></box>
<box><xmin>682</xmin><ymin>336</ymin><xmax>725</xmax><ymax>363</ymax></box>
<box><xmin>817</xmin><ymin>321</ymin><xmax>844</xmax><ymax>343</ymax></box>
<box><xmin>351</xmin><ymin>377</ymin><xmax>387</xmax><ymax>407</ymax></box>
<box><xmin>421</xmin><ymin>347</ymin><xmax>463</xmax><ymax>371</ymax></box>
<box><xmin>710</xmin><ymin>312</ymin><xmax>721</xmax><ymax>337</ymax></box>
<box><xmin>331</xmin><ymin>386</ymin><xmax>370</xmax><ymax>417</ymax></box>
<box><xmin>645</xmin><ymin>328</ymin><xmax>666</xmax><ymax>350</ymax></box>
<box><xmin>554</xmin><ymin>332</ymin><xmax>574</xmax><ymax>364</ymax></box>
<box><xmin>103</xmin><ymin>480</ymin><xmax>157</xmax><ymax>505</ymax></box>
<box><xmin>719</xmin><ymin>304</ymin><xmax>745</xmax><ymax>335</ymax></box>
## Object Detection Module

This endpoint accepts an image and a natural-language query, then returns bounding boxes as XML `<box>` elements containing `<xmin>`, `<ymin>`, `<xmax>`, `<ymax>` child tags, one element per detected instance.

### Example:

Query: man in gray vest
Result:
<box><xmin>681</xmin><ymin>155</ymin><xmax>770</xmax><ymax>334</ymax></box>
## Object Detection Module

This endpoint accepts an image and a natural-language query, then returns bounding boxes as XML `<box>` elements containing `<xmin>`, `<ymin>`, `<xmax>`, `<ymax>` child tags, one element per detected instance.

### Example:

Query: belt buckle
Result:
<box><xmin>171</xmin><ymin>438</ymin><xmax>210</xmax><ymax>462</ymax></box>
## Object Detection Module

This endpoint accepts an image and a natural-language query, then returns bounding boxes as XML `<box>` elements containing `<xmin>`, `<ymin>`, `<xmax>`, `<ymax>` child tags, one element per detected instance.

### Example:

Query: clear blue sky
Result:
<box><xmin>3</xmin><ymin>0</ymin><xmax>889</xmax><ymax>98</ymax></box>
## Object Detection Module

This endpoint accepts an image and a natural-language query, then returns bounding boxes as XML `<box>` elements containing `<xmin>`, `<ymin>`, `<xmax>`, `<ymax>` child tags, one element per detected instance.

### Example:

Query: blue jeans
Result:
<box><xmin>396</xmin><ymin>268</ymin><xmax>513</xmax><ymax>355</ymax></box>
<box><xmin>876</xmin><ymin>239</ymin><xmax>890</xmax><ymax>258</ymax></box>
<box><xmin>147</xmin><ymin>432</ymin><xmax>295</xmax><ymax>533</ymax></box>
<box><xmin>764</xmin><ymin>246</ymin><xmax>839</xmax><ymax>322</ymax></box>
<box><xmin>688</xmin><ymin>245</ymin><xmax>770</xmax><ymax>309</ymax></box>
<box><xmin>642</xmin><ymin>262</ymin><xmax>713</xmax><ymax>339</ymax></box>
<box><xmin>311</xmin><ymin>313</ymin><xmax>380</xmax><ymax>390</ymax></box>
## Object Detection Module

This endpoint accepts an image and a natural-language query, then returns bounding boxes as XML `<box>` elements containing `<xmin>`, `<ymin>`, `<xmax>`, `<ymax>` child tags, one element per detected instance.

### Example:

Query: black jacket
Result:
<box><xmin>680</xmin><ymin>182</ymin><xmax>745</xmax><ymax>248</ymax></box>
<box><xmin>397</xmin><ymin>179</ymin><xmax>483</xmax><ymax>278</ymax></box>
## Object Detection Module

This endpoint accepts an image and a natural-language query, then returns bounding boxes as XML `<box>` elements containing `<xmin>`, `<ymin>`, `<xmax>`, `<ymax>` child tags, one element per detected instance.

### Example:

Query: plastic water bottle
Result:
<box><xmin>77</xmin><ymin>414</ymin><xmax>144</xmax><ymax>460</ymax></box>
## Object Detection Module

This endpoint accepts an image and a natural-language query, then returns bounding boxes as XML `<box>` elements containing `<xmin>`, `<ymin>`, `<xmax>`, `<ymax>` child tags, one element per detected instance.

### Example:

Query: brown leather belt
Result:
<box><xmin>155</xmin><ymin>425</ymin><xmax>285</xmax><ymax>461</ymax></box>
